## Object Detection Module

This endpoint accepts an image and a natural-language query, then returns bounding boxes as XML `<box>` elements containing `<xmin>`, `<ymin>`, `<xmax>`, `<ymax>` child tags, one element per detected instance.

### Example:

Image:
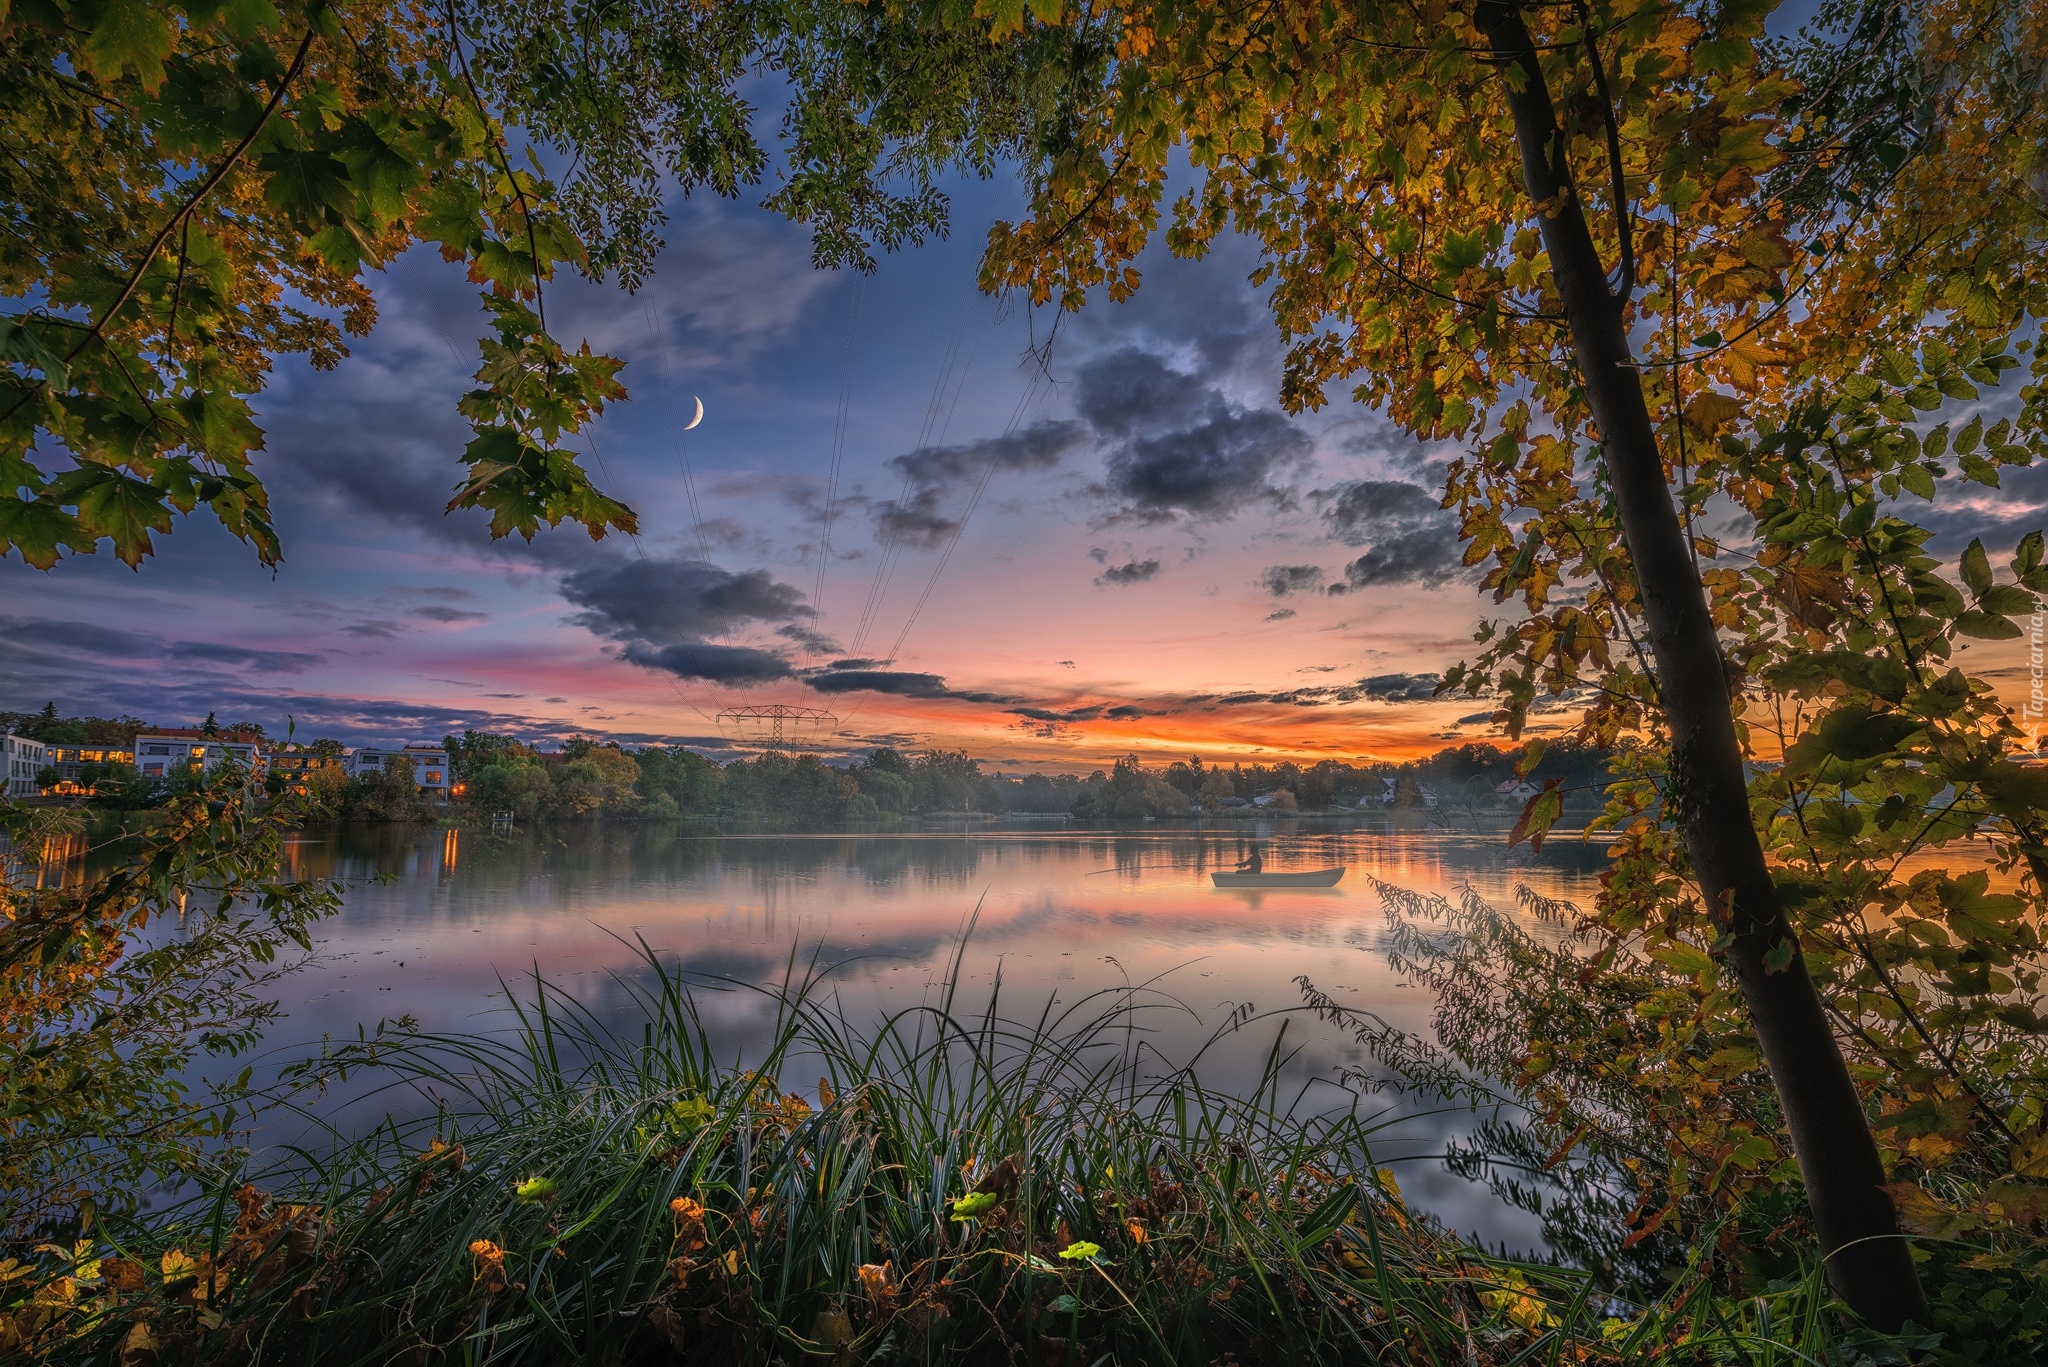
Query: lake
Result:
<box><xmin>258</xmin><ymin>816</ymin><xmax>1609</xmax><ymax>1248</ymax></box>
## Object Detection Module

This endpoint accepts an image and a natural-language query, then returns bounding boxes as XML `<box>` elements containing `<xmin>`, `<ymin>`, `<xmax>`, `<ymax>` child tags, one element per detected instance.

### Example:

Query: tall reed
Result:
<box><xmin>10</xmin><ymin>938</ymin><xmax>1872</xmax><ymax>1364</ymax></box>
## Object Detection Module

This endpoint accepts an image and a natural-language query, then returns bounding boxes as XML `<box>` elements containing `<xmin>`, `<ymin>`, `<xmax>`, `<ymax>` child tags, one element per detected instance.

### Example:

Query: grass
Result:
<box><xmin>5</xmin><ymin>937</ymin><xmax>1909</xmax><ymax>1365</ymax></box>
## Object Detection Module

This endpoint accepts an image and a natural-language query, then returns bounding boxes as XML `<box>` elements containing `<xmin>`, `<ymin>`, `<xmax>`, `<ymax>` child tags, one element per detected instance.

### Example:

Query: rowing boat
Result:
<box><xmin>1210</xmin><ymin>868</ymin><xmax>1344</xmax><ymax>888</ymax></box>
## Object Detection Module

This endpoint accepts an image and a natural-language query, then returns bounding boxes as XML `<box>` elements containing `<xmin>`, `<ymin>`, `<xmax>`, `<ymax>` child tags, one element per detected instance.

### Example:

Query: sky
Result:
<box><xmin>4</xmin><ymin>163</ymin><xmax>2041</xmax><ymax>770</ymax></box>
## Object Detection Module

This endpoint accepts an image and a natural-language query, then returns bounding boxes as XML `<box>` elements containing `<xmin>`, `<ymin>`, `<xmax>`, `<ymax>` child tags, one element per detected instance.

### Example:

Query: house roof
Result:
<box><xmin>137</xmin><ymin>728</ymin><xmax>264</xmax><ymax>744</ymax></box>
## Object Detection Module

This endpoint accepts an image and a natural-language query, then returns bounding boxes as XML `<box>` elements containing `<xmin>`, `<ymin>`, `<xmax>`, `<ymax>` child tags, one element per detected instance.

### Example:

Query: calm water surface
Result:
<box><xmin>265</xmin><ymin>818</ymin><xmax>1607</xmax><ymax>1247</ymax></box>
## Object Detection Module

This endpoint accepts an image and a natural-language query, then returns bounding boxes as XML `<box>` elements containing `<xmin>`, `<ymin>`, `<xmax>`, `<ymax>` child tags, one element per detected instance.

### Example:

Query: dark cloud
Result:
<box><xmin>1317</xmin><ymin>480</ymin><xmax>1444</xmax><ymax>544</ymax></box>
<box><xmin>805</xmin><ymin>669</ymin><xmax>1018</xmax><ymax>704</ymax></box>
<box><xmin>0</xmin><ymin>622</ymin><xmax>602</xmax><ymax>747</ymax></box>
<box><xmin>411</xmin><ymin>605</ymin><xmax>489</xmax><ymax>624</ymax></box>
<box><xmin>386</xmin><ymin>585</ymin><xmax>478</xmax><ymax>601</ymax></box>
<box><xmin>562</xmin><ymin>557</ymin><xmax>809</xmax><ymax>642</ymax></box>
<box><xmin>1094</xmin><ymin>559</ymin><xmax>1161</xmax><ymax>587</ymax></box>
<box><xmin>1078</xmin><ymin>350</ymin><xmax>1312</xmax><ymax>523</ymax></box>
<box><xmin>872</xmin><ymin>421</ymin><xmax>1087</xmax><ymax>549</ymax></box>
<box><xmin>1260</xmin><ymin>564</ymin><xmax>1325</xmax><ymax>597</ymax></box>
<box><xmin>0</xmin><ymin>618</ymin><xmax>328</xmax><ymax>675</ymax></box>
<box><xmin>343</xmin><ymin>621</ymin><xmax>403</xmax><ymax>639</ymax></box>
<box><xmin>775</xmin><ymin>623</ymin><xmax>843</xmax><ymax>653</ymax></box>
<box><xmin>1313</xmin><ymin>479</ymin><xmax>1463</xmax><ymax>589</ymax></box>
<box><xmin>1011</xmin><ymin>704</ymin><xmax>1106</xmax><ymax>723</ymax></box>
<box><xmin>561</xmin><ymin>557</ymin><xmax>815</xmax><ymax>687</ymax></box>
<box><xmin>1329</xmin><ymin>535</ymin><xmax>1462</xmax><ymax>590</ymax></box>
<box><xmin>1357</xmin><ymin>672</ymin><xmax>1443</xmax><ymax>702</ymax></box>
<box><xmin>1264</xmin><ymin>608</ymin><xmax>1297</xmax><ymax>621</ymax></box>
<box><xmin>621</xmin><ymin>640</ymin><xmax>796</xmax><ymax>684</ymax></box>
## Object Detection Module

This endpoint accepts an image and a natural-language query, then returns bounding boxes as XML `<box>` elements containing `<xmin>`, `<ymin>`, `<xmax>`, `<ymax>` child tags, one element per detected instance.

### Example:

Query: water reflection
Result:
<box><xmin>69</xmin><ymin>819</ymin><xmax>1612</xmax><ymax>1247</ymax></box>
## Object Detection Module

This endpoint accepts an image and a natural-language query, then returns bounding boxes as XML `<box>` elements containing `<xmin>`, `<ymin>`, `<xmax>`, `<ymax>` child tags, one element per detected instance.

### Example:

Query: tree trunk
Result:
<box><xmin>1475</xmin><ymin>0</ymin><xmax>1929</xmax><ymax>1331</ymax></box>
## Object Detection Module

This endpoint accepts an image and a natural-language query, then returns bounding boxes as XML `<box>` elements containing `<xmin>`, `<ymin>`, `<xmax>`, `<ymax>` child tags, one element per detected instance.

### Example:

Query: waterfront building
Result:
<box><xmin>3</xmin><ymin>733</ymin><xmax>48</xmax><ymax>798</ymax></box>
<box><xmin>348</xmin><ymin>743</ymin><xmax>451</xmax><ymax>800</ymax></box>
<box><xmin>268</xmin><ymin>750</ymin><xmax>349</xmax><ymax>794</ymax></box>
<box><xmin>132</xmin><ymin>728</ymin><xmax>266</xmax><ymax>779</ymax></box>
<box><xmin>44</xmin><ymin>743</ymin><xmax>134</xmax><ymax>796</ymax></box>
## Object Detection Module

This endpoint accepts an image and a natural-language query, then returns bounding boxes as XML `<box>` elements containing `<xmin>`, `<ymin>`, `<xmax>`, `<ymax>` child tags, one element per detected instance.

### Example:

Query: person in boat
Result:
<box><xmin>1234</xmin><ymin>845</ymin><xmax>1264</xmax><ymax>874</ymax></box>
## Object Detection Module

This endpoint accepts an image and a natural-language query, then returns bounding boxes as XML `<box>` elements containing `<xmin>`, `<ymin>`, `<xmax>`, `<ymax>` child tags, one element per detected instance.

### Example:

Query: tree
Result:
<box><xmin>346</xmin><ymin>755</ymin><xmax>429</xmax><ymax>823</ymax></box>
<box><xmin>0</xmin><ymin>0</ymin><xmax>702</xmax><ymax>569</ymax></box>
<box><xmin>521</xmin><ymin>0</ymin><xmax>2043</xmax><ymax>1327</ymax></box>
<box><xmin>1</xmin><ymin>778</ymin><xmax>338</xmax><ymax>1238</ymax></box>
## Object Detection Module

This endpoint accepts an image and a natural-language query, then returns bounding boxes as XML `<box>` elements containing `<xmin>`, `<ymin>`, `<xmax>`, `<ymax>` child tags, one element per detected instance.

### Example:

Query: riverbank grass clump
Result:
<box><xmin>7</xmin><ymin>953</ymin><xmax>1886</xmax><ymax>1364</ymax></box>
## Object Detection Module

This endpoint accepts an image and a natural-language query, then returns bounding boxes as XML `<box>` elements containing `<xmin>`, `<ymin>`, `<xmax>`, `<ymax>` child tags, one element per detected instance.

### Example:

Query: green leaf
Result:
<box><xmin>1960</xmin><ymin>538</ymin><xmax>1993</xmax><ymax>597</ymax></box>
<box><xmin>950</xmin><ymin>1190</ymin><xmax>1000</xmax><ymax>1221</ymax></box>
<box><xmin>1762</xmin><ymin>938</ymin><xmax>1797</xmax><ymax>973</ymax></box>
<box><xmin>59</xmin><ymin>467</ymin><xmax>175</xmax><ymax>567</ymax></box>
<box><xmin>1954</xmin><ymin>415</ymin><xmax>1983</xmax><ymax>455</ymax></box>
<box><xmin>1651</xmin><ymin>942</ymin><xmax>1713</xmax><ymax>976</ymax></box>
<box><xmin>81</xmin><ymin>0</ymin><xmax>178</xmax><ymax>92</ymax></box>
<box><xmin>1899</xmin><ymin>463</ymin><xmax>1936</xmax><ymax>500</ymax></box>
<box><xmin>1877</xmin><ymin>350</ymin><xmax>1916</xmax><ymax>387</ymax></box>
<box><xmin>1430</xmin><ymin>229</ymin><xmax>1487</xmax><ymax>275</ymax></box>
<box><xmin>0</xmin><ymin>317</ymin><xmax>69</xmax><ymax>389</ymax></box>
<box><xmin>1959</xmin><ymin>454</ymin><xmax>2000</xmax><ymax>487</ymax></box>
<box><xmin>1782</xmin><ymin>704</ymin><xmax>1923</xmax><ymax>779</ymax></box>
<box><xmin>2013</xmin><ymin>530</ymin><xmax>2044</xmax><ymax>578</ymax></box>
<box><xmin>1936</xmin><ymin>371</ymin><xmax>1978</xmax><ymax>401</ymax></box>
<box><xmin>0</xmin><ymin>496</ymin><xmax>93</xmax><ymax>570</ymax></box>
<box><xmin>259</xmin><ymin>150</ymin><xmax>354</xmax><ymax>229</ymax></box>
<box><xmin>1977</xmin><ymin>586</ymin><xmax>2036</xmax><ymax>616</ymax></box>
<box><xmin>1954</xmin><ymin>611</ymin><xmax>2023</xmax><ymax>640</ymax></box>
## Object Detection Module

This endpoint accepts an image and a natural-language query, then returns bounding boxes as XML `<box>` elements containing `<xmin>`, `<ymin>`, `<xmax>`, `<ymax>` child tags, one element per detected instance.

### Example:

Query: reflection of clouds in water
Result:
<box><xmin>211</xmin><ymin>824</ymin><xmax>1604</xmax><ymax>1252</ymax></box>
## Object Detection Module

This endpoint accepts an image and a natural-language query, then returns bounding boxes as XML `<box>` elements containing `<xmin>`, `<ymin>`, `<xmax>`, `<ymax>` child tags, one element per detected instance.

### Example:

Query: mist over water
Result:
<box><xmin>240</xmin><ymin>818</ymin><xmax>1608</xmax><ymax>1251</ymax></box>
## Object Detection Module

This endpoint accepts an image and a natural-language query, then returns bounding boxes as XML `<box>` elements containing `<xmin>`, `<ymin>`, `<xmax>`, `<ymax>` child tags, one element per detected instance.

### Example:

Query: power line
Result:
<box><xmin>883</xmin><ymin>362</ymin><xmax>1046</xmax><ymax>664</ymax></box>
<box><xmin>812</xmin><ymin>277</ymin><xmax>864</xmax><ymax>660</ymax></box>
<box><xmin>847</xmin><ymin>293</ymin><xmax>989</xmax><ymax>659</ymax></box>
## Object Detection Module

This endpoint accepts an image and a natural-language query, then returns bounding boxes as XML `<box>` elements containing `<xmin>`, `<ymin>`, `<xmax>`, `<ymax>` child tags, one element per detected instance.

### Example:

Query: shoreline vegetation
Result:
<box><xmin>6</xmin><ymin>707</ymin><xmax>1617</xmax><ymax>831</ymax></box>
<box><xmin>5</xmin><ymin>786</ymin><xmax>2041</xmax><ymax>1363</ymax></box>
<box><xmin>0</xmin><ymin>946</ymin><xmax>1955</xmax><ymax>1366</ymax></box>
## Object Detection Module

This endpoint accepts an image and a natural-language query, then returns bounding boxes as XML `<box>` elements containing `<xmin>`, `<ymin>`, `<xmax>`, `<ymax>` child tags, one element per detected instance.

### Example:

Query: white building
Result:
<box><xmin>348</xmin><ymin>743</ymin><xmax>451</xmax><ymax>800</ymax></box>
<box><xmin>3</xmin><ymin>733</ymin><xmax>48</xmax><ymax>798</ymax></box>
<box><xmin>132</xmin><ymin>729</ymin><xmax>265</xmax><ymax>780</ymax></box>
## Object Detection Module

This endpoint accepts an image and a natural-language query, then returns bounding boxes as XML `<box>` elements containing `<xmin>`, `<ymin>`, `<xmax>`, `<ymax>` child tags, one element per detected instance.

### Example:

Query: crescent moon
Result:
<box><xmin>683</xmin><ymin>396</ymin><xmax>704</xmax><ymax>431</ymax></box>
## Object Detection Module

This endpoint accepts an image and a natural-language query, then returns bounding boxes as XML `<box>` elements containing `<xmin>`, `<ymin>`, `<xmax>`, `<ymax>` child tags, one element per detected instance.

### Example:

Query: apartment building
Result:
<box><xmin>44</xmin><ymin>742</ymin><xmax>134</xmax><ymax>796</ymax></box>
<box><xmin>2</xmin><ymin>733</ymin><xmax>48</xmax><ymax>798</ymax></box>
<box><xmin>348</xmin><ymin>743</ymin><xmax>451</xmax><ymax>800</ymax></box>
<box><xmin>132</xmin><ymin>728</ymin><xmax>266</xmax><ymax>779</ymax></box>
<box><xmin>268</xmin><ymin>750</ymin><xmax>349</xmax><ymax>794</ymax></box>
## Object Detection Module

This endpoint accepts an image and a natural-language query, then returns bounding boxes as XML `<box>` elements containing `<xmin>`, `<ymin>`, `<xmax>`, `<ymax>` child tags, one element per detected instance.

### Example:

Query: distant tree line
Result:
<box><xmin>438</xmin><ymin>731</ymin><xmax>1618</xmax><ymax>827</ymax></box>
<box><xmin>5</xmin><ymin>702</ymin><xmax>1616</xmax><ymax>827</ymax></box>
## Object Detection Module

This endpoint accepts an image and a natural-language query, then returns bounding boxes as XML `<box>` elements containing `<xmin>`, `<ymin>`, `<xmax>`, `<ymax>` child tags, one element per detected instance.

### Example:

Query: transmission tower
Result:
<box><xmin>714</xmin><ymin>704</ymin><xmax>840</xmax><ymax>754</ymax></box>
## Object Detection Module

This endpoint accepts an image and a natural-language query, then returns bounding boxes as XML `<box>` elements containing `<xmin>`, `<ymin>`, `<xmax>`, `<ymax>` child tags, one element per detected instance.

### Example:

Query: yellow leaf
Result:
<box><xmin>1683</xmin><ymin>390</ymin><xmax>1744</xmax><ymax>435</ymax></box>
